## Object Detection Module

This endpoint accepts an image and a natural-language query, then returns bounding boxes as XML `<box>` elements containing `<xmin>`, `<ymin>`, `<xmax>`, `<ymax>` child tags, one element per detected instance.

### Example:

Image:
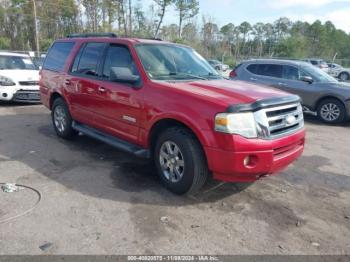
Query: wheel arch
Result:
<box><xmin>338</xmin><ymin>71</ymin><xmax>350</xmax><ymax>78</ymax></box>
<box><xmin>147</xmin><ymin>118</ymin><xmax>209</xmax><ymax>161</ymax></box>
<box><xmin>315</xmin><ymin>95</ymin><xmax>346</xmax><ymax>111</ymax></box>
<box><xmin>49</xmin><ymin>92</ymin><xmax>67</xmax><ymax>110</ymax></box>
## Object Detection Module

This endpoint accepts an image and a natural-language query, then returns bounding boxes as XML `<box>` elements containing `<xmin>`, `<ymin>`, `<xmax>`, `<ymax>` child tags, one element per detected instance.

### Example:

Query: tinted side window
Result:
<box><xmin>246</xmin><ymin>64</ymin><xmax>258</xmax><ymax>74</ymax></box>
<box><xmin>310</xmin><ymin>60</ymin><xmax>318</xmax><ymax>65</ymax></box>
<box><xmin>257</xmin><ymin>64</ymin><xmax>282</xmax><ymax>78</ymax></box>
<box><xmin>102</xmin><ymin>45</ymin><xmax>139</xmax><ymax>79</ymax></box>
<box><xmin>43</xmin><ymin>42</ymin><xmax>75</xmax><ymax>71</ymax></box>
<box><xmin>283</xmin><ymin>65</ymin><xmax>300</xmax><ymax>80</ymax></box>
<box><xmin>72</xmin><ymin>42</ymin><xmax>105</xmax><ymax>76</ymax></box>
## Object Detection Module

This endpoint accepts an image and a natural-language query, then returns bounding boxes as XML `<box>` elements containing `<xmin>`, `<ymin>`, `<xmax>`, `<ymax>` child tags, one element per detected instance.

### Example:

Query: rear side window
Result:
<box><xmin>310</xmin><ymin>60</ymin><xmax>318</xmax><ymax>65</ymax></box>
<box><xmin>256</xmin><ymin>64</ymin><xmax>283</xmax><ymax>78</ymax></box>
<box><xmin>71</xmin><ymin>42</ymin><xmax>106</xmax><ymax>76</ymax></box>
<box><xmin>43</xmin><ymin>42</ymin><xmax>75</xmax><ymax>71</ymax></box>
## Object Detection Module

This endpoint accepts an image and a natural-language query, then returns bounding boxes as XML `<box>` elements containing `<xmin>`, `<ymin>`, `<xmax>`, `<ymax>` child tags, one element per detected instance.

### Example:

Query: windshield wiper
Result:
<box><xmin>169</xmin><ymin>72</ymin><xmax>208</xmax><ymax>80</ymax></box>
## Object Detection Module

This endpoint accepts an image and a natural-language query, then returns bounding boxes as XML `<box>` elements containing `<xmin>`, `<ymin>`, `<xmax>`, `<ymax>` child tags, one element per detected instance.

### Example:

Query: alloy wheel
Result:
<box><xmin>159</xmin><ymin>141</ymin><xmax>185</xmax><ymax>183</ymax></box>
<box><xmin>340</xmin><ymin>73</ymin><xmax>349</xmax><ymax>81</ymax></box>
<box><xmin>320</xmin><ymin>103</ymin><xmax>341</xmax><ymax>122</ymax></box>
<box><xmin>53</xmin><ymin>105</ymin><xmax>67</xmax><ymax>133</ymax></box>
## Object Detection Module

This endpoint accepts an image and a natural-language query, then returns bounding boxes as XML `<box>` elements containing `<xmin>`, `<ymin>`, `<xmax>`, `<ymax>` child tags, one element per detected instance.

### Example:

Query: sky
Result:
<box><xmin>143</xmin><ymin>0</ymin><xmax>350</xmax><ymax>33</ymax></box>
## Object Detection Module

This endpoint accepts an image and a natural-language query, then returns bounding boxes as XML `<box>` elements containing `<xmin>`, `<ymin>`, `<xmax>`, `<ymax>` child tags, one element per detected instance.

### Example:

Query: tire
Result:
<box><xmin>154</xmin><ymin>127</ymin><xmax>208</xmax><ymax>195</ymax></box>
<box><xmin>51</xmin><ymin>97</ymin><xmax>77</xmax><ymax>139</ymax></box>
<box><xmin>339</xmin><ymin>72</ymin><xmax>349</xmax><ymax>81</ymax></box>
<box><xmin>317</xmin><ymin>98</ymin><xmax>346</xmax><ymax>124</ymax></box>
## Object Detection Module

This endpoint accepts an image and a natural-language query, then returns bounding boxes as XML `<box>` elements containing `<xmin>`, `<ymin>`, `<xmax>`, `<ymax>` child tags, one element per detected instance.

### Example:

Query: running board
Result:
<box><xmin>72</xmin><ymin>122</ymin><xmax>150</xmax><ymax>159</ymax></box>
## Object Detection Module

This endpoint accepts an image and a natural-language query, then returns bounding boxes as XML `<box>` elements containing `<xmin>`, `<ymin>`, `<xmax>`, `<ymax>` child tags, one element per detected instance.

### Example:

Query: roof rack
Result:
<box><xmin>143</xmin><ymin>37</ymin><xmax>162</xmax><ymax>41</ymax></box>
<box><xmin>66</xmin><ymin>33</ymin><xmax>117</xmax><ymax>38</ymax></box>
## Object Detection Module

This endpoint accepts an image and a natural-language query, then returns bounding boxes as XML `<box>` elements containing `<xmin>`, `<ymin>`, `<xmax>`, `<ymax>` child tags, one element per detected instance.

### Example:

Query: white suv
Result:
<box><xmin>0</xmin><ymin>52</ymin><xmax>40</xmax><ymax>103</ymax></box>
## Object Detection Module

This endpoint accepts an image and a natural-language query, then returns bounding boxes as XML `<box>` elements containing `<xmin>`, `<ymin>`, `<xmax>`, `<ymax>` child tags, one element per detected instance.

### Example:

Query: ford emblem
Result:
<box><xmin>286</xmin><ymin>115</ymin><xmax>296</xmax><ymax>125</ymax></box>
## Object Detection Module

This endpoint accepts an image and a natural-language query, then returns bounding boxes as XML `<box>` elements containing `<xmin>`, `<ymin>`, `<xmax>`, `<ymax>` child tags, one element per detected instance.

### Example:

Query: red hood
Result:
<box><xmin>156</xmin><ymin>79</ymin><xmax>290</xmax><ymax>106</ymax></box>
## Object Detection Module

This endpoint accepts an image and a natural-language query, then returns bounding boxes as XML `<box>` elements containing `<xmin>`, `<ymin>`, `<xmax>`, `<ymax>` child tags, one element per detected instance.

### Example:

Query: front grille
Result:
<box><xmin>264</xmin><ymin>103</ymin><xmax>304</xmax><ymax>139</ymax></box>
<box><xmin>19</xmin><ymin>81</ymin><xmax>39</xmax><ymax>86</ymax></box>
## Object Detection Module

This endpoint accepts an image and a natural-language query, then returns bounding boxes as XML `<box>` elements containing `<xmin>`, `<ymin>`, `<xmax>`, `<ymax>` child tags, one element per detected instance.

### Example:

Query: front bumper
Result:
<box><xmin>12</xmin><ymin>89</ymin><xmax>41</xmax><ymax>103</ymax></box>
<box><xmin>205</xmin><ymin>128</ymin><xmax>305</xmax><ymax>182</ymax></box>
<box><xmin>0</xmin><ymin>85</ymin><xmax>40</xmax><ymax>103</ymax></box>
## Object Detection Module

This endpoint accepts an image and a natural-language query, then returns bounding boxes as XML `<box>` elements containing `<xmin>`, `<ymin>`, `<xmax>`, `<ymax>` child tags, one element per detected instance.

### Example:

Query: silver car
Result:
<box><xmin>207</xmin><ymin>59</ymin><xmax>229</xmax><ymax>72</ymax></box>
<box><xmin>231</xmin><ymin>59</ymin><xmax>350</xmax><ymax>123</ymax></box>
<box><xmin>328</xmin><ymin>63</ymin><xmax>350</xmax><ymax>81</ymax></box>
<box><xmin>304</xmin><ymin>58</ymin><xmax>329</xmax><ymax>73</ymax></box>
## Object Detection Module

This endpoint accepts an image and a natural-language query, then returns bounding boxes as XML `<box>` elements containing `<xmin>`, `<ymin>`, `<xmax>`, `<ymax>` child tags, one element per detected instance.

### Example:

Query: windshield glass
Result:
<box><xmin>301</xmin><ymin>64</ymin><xmax>337</xmax><ymax>83</ymax></box>
<box><xmin>135</xmin><ymin>44</ymin><xmax>221</xmax><ymax>81</ymax></box>
<box><xmin>0</xmin><ymin>55</ymin><xmax>37</xmax><ymax>70</ymax></box>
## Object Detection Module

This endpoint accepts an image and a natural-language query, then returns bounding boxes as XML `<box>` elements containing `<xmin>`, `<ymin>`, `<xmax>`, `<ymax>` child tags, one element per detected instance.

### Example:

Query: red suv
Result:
<box><xmin>40</xmin><ymin>33</ymin><xmax>305</xmax><ymax>195</ymax></box>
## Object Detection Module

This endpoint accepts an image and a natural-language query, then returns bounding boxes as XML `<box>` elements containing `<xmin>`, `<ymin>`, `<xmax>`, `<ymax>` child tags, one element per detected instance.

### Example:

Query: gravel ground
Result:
<box><xmin>0</xmin><ymin>103</ymin><xmax>349</xmax><ymax>255</ymax></box>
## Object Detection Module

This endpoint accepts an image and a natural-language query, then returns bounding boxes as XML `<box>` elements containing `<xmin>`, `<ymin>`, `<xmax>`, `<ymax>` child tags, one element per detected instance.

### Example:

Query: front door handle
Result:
<box><xmin>98</xmin><ymin>87</ymin><xmax>107</xmax><ymax>93</ymax></box>
<box><xmin>278</xmin><ymin>82</ymin><xmax>287</xmax><ymax>86</ymax></box>
<box><xmin>250</xmin><ymin>77</ymin><xmax>258</xmax><ymax>81</ymax></box>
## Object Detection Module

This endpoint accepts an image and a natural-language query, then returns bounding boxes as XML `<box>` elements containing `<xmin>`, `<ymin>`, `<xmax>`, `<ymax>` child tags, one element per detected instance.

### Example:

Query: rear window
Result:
<box><xmin>43</xmin><ymin>42</ymin><xmax>75</xmax><ymax>71</ymax></box>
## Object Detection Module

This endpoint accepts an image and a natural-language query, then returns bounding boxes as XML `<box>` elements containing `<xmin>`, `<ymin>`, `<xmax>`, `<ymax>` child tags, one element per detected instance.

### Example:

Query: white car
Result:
<box><xmin>0</xmin><ymin>52</ymin><xmax>40</xmax><ymax>103</ymax></box>
<box><xmin>328</xmin><ymin>63</ymin><xmax>350</xmax><ymax>81</ymax></box>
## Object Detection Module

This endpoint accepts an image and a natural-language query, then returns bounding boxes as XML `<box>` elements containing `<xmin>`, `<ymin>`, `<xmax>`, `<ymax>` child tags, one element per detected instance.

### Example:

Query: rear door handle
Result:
<box><xmin>250</xmin><ymin>77</ymin><xmax>258</xmax><ymax>81</ymax></box>
<box><xmin>278</xmin><ymin>82</ymin><xmax>287</xmax><ymax>86</ymax></box>
<box><xmin>98</xmin><ymin>87</ymin><xmax>107</xmax><ymax>93</ymax></box>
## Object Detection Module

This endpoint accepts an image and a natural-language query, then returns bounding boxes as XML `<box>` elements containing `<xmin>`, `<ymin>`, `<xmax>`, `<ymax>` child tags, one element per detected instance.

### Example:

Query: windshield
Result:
<box><xmin>135</xmin><ymin>44</ymin><xmax>222</xmax><ymax>81</ymax></box>
<box><xmin>0</xmin><ymin>55</ymin><xmax>37</xmax><ymax>70</ymax></box>
<box><xmin>301</xmin><ymin>64</ymin><xmax>337</xmax><ymax>83</ymax></box>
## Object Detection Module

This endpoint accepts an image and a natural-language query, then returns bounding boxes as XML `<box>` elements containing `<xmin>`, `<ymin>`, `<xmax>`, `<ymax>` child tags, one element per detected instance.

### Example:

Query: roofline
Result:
<box><xmin>0</xmin><ymin>51</ymin><xmax>30</xmax><ymax>57</ymax></box>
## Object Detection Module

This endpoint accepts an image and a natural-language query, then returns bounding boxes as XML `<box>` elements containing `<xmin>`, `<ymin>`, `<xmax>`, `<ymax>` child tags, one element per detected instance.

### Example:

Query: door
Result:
<box><xmin>68</xmin><ymin>42</ymin><xmax>107</xmax><ymax>125</ymax></box>
<box><xmin>277</xmin><ymin>65</ymin><xmax>318</xmax><ymax>106</ymax></box>
<box><xmin>92</xmin><ymin>44</ymin><xmax>143</xmax><ymax>144</ymax></box>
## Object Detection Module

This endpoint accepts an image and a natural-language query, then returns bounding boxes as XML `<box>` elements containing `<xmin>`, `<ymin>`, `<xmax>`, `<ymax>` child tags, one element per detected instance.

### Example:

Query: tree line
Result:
<box><xmin>0</xmin><ymin>0</ymin><xmax>350</xmax><ymax>66</ymax></box>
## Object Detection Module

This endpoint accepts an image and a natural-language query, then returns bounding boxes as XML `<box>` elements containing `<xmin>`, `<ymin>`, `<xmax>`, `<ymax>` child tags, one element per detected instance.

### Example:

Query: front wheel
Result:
<box><xmin>154</xmin><ymin>127</ymin><xmax>208</xmax><ymax>195</ymax></box>
<box><xmin>339</xmin><ymin>72</ymin><xmax>349</xmax><ymax>81</ymax></box>
<box><xmin>317</xmin><ymin>98</ymin><xmax>346</xmax><ymax>124</ymax></box>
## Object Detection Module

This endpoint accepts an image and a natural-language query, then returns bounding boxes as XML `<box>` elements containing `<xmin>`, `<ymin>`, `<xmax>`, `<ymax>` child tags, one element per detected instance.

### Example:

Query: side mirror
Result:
<box><xmin>300</xmin><ymin>76</ymin><xmax>313</xmax><ymax>84</ymax></box>
<box><xmin>109</xmin><ymin>67</ymin><xmax>140</xmax><ymax>85</ymax></box>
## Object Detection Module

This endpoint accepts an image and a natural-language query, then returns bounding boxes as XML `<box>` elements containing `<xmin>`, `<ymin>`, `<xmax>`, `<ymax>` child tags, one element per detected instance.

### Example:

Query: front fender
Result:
<box><xmin>144</xmin><ymin>111</ymin><xmax>213</xmax><ymax>149</ymax></box>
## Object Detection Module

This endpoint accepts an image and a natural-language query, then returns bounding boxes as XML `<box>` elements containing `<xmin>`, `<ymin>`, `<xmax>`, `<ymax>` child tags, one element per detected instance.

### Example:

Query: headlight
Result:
<box><xmin>215</xmin><ymin>112</ymin><xmax>258</xmax><ymax>138</ymax></box>
<box><xmin>0</xmin><ymin>75</ymin><xmax>16</xmax><ymax>86</ymax></box>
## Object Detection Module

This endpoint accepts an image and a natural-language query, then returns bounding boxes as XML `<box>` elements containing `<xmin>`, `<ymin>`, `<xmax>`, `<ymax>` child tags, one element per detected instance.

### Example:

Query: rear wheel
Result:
<box><xmin>154</xmin><ymin>127</ymin><xmax>208</xmax><ymax>195</ymax></box>
<box><xmin>317</xmin><ymin>98</ymin><xmax>346</xmax><ymax>124</ymax></box>
<box><xmin>52</xmin><ymin>98</ymin><xmax>77</xmax><ymax>139</ymax></box>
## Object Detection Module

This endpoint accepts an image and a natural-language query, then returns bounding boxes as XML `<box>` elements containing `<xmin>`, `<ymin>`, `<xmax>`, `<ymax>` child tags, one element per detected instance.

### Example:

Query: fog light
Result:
<box><xmin>243</xmin><ymin>156</ymin><xmax>251</xmax><ymax>166</ymax></box>
<box><xmin>2</xmin><ymin>93</ymin><xmax>7</xmax><ymax>98</ymax></box>
<box><xmin>243</xmin><ymin>155</ymin><xmax>258</xmax><ymax>168</ymax></box>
